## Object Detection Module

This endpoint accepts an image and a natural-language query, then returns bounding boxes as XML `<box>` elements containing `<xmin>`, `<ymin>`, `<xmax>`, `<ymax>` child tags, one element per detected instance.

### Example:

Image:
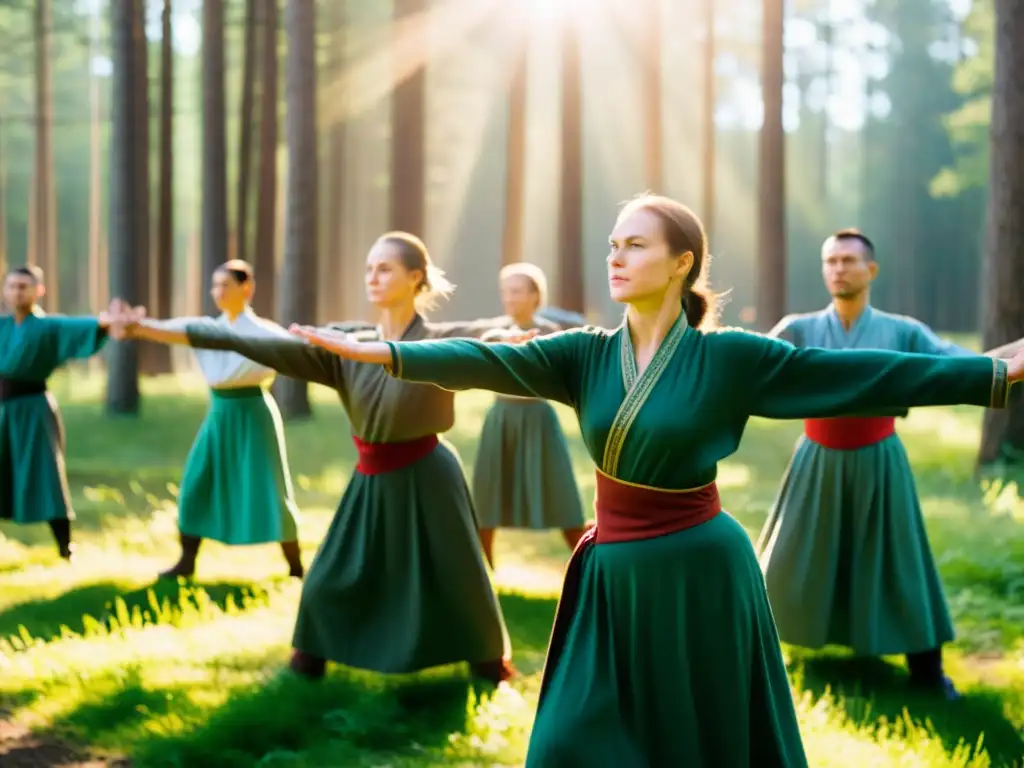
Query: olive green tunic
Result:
<box><xmin>383</xmin><ymin>313</ymin><xmax>1009</xmax><ymax>767</ymax></box>
<box><xmin>759</xmin><ymin>305</ymin><xmax>976</xmax><ymax>655</ymax></box>
<box><xmin>184</xmin><ymin>314</ymin><xmax>510</xmax><ymax>674</ymax></box>
<box><xmin>0</xmin><ymin>310</ymin><xmax>107</xmax><ymax>524</ymax></box>
<box><xmin>473</xmin><ymin>317</ymin><xmax>585</xmax><ymax>529</ymax></box>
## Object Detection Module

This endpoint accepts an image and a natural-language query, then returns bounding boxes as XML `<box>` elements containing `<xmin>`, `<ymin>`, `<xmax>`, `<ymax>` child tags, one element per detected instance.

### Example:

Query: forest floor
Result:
<box><xmin>0</xmin><ymin>370</ymin><xmax>1022</xmax><ymax>767</ymax></box>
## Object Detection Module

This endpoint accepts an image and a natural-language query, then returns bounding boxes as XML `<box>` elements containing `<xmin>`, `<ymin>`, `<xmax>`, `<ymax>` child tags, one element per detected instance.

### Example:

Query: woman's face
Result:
<box><xmin>606</xmin><ymin>208</ymin><xmax>692</xmax><ymax>305</ymax></box>
<box><xmin>499</xmin><ymin>273</ymin><xmax>539</xmax><ymax>318</ymax></box>
<box><xmin>364</xmin><ymin>241</ymin><xmax>422</xmax><ymax>309</ymax></box>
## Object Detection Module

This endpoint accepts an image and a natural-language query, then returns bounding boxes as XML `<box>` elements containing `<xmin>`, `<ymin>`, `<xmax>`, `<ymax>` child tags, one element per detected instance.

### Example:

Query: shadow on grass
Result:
<box><xmin>0</xmin><ymin>579</ymin><xmax>265</xmax><ymax>644</ymax></box>
<box><xmin>45</xmin><ymin>663</ymin><xmax>501</xmax><ymax>768</ymax></box>
<box><xmin>791</xmin><ymin>651</ymin><xmax>1024</xmax><ymax>766</ymax></box>
<box><xmin>37</xmin><ymin>590</ymin><xmax>560</xmax><ymax>767</ymax></box>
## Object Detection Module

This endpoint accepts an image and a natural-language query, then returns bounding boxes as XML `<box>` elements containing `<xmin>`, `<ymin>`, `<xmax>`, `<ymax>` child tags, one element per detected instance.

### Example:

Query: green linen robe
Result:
<box><xmin>473</xmin><ymin>316</ymin><xmax>585</xmax><ymax>529</ymax></box>
<box><xmin>0</xmin><ymin>310</ymin><xmax>107</xmax><ymax>524</ymax></box>
<box><xmin>154</xmin><ymin>309</ymin><xmax>300</xmax><ymax>545</ymax></box>
<box><xmin>382</xmin><ymin>311</ymin><xmax>1008</xmax><ymax>767</ymax></box>
<box><xmin>184</xmin><ymin>314</ymin><xmax>510</xmax><ymax>673</ymax></box>
<box><xmin>759</xmin><ymin>304</ymin><xmax>976</xmax><ymax>655</ymax></box>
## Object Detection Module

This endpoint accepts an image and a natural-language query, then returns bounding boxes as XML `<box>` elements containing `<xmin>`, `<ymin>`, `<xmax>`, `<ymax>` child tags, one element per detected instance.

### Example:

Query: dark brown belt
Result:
<box><xmin>0</xmin><ymin>378</ymin><xmax>47</xmax><ymax>401</ymax></box>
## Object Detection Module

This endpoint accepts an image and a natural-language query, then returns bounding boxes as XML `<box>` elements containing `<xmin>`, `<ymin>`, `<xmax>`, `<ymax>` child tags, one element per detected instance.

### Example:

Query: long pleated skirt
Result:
<box><xmin>292</xmin><ymin>439</ymin><xmax>510</xmax><ymax>673</ymax></box>
<box><xmin>176</xmin><ymin>386</ymin><xmax>300</xmax><ymax>545</ymax></box>
<box><xmin>527</xmin><ymin>513</ymin><xmax>807</xmax><ymax>767</ymax></box>
<box><xmin>757</xmin><ymin>434</ymin><xmax>954</xmax><ymax>655</ymax></box>
<box><xmin>472</xmin><ymin>397</ymin><xmax>585</xmax><ymax>529</ymax></box>
<box><xmin>0</xmin><ymin>392</ymin><xmax>72</xmax><ymax>523</ymax></box>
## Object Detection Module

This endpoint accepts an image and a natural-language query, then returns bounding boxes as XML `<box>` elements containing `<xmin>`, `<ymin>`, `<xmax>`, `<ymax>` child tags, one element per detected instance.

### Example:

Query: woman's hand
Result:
<box><xmin>289</xmin><ymin>325</ymin><xmax>393</xmax><ymax>364</ymax></box>
<box><xmin>1006</xmin><ymin>349</ymin><xmax>1024</xmax><ymax>383</ymax></box>
<box><xmin>102</xmin><ymin>299</ymin><xmax>147</xmax><ymax>340</ymax></box>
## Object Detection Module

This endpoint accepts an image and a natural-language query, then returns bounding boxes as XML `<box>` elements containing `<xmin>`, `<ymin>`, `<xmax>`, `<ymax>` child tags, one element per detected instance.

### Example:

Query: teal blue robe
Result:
<box><xmin>0</xmin><ymin>310</ymin><xmax>107</xmax><ymax>523</ymax></box>
<box><xmin>381</xmin><ymin>313</ymin><xmax>1007</xmax><ymax>767</ymax></box>
<box><xmin>758</xmin><ymin>305</ymin><xmax>973</xmax><ymax>655</ymax></box>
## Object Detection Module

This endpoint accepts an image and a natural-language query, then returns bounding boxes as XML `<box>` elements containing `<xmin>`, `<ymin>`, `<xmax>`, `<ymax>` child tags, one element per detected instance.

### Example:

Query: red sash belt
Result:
<box><xmin>594</xmin><ymin>470</ymin><xmax>721</xmax><ymax>544</ymax></box>
<box><xmin>538</xmin><ymin>472</ymin><xmax>721</xmax><ymax>706</ymax></box>
<box><xmin>803</xmin><ymin>416</ymin><xmax>896</xmax><ymax>450</ymax></box>
<box><xmin>351</xmin><ymin>434</ymin><xmax>439</xmax><ymax>475</ymax></box>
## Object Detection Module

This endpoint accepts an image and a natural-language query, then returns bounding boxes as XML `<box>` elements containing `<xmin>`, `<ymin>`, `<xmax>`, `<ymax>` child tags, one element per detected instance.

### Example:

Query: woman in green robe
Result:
<box><xmin>143</xmin><ymin>261</ymin><xmax>303</xmax><ymax>580</ymax></box>
<box><xmin>112</xmin><ymin>232</ymin><xmax>514</xmax><ymax>684</ymax></box>
<box><xmin>473</xmin><ymin>262</ymin><xmax>587</xmax><ymax>568</ymax></box>
<box><xmin>0</xmin><ymin>266</ymin><xmax>111</xmax><ymax>560</ymax></box>
<box><xmin>288</xmin><ymin>195</ymin><xmax>1021</xmax><ymax>767</ymax></box>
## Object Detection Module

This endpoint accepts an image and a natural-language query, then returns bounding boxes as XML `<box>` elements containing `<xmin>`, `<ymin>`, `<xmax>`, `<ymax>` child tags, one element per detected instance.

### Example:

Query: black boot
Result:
<box><xmin>280</xmin><ymin>541</ymin><xmax>304</xmax><ymax>579</ymax></box>
<box><xmin>907</xmin><ymin>647</ymin><xmax>960</xmax><ymax>700</ymax></box>
<box><xmin>289</xmin><ymin>649</ymin><xmax>326</xmax><ymax>679</ymax></box>
<box><xmin>48</xmin><ymin>519</ymin><xmax>73</xmax><ymax>561</ymax></box>
<box><xmin>160</xmin><ymin>534</ymin><xmax>202</xmax><ymax>579</ymax></box>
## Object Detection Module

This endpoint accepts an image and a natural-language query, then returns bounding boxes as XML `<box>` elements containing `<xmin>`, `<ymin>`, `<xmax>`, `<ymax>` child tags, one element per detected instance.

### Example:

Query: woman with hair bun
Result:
<box><xmin>287</xmin><ymin>194</ymin><xmax>1024</xmax><ymax>766</ymax></box>
<box><xmin>111</xmin><ymin>232</ymin><xmax>514</xmax><ymax>685</ymax></box>
<box><xmin>473</xmin><ymin>262</ymin><xmax>588</xmax><ymax>568</ymax></box>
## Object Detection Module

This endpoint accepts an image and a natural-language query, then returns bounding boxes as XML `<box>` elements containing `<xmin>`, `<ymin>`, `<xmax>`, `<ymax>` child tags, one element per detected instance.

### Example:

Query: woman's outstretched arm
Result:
<box><xmin>289</xmin><ymin>325</ymin><xmax>592</xmax><ymax>407</ymax></box>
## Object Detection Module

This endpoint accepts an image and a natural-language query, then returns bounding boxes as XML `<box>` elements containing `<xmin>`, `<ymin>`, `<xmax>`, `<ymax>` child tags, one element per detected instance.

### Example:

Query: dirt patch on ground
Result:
<box><xmin>0</xmin><ymin>711</ymin><xmax>130</xmax><ymax>768</ymax></box>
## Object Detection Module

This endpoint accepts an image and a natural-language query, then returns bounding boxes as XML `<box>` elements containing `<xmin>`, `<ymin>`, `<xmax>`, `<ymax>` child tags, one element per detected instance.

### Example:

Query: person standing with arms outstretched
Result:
<box><xmin>108</xmin><ymin>233</ymin><xmax>514</xmax><ymax>685</ymax></box>
<box><xmin>0</xmin><ymin>266</ymin><xmax>112</xmax><ymax>561</ymax></box>
<box><xmin>759</xmin><ymin>229</ymin><xmax>1024</xmax><ymax>700</ymax></box>
<box><xmin>474</xmin><ymin>262</ymin><xmax>588</xmax><ymax>567</ymax></box>
<box><xmin>147</xmin><ymin>260</ymin><xmax>303</xmax><ymax>580</ymax></box>
<box><xmin>286</xmin><ymin>195</ymin><xmax>1023</xmax><ymax>767</ymax></box>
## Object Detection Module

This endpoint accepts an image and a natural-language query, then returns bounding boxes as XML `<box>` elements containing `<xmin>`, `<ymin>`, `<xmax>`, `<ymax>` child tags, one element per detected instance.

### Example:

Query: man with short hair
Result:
<box><xmin>0</xmin><ymin>266</ymin><xmax>112</xmax><ymax>560</ymax></box>
<box><xmin>758</xmin><ymin>228</ymin><xmax>1016</xmax><ymax>700</ymax></box>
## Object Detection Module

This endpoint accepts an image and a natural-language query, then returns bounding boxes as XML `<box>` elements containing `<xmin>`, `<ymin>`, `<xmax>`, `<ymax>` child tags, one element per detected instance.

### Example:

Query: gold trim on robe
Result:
<box><xmin>600</xmin><ymin>312</ymin><xmax>688</xmax><ymax>477</ymax></box>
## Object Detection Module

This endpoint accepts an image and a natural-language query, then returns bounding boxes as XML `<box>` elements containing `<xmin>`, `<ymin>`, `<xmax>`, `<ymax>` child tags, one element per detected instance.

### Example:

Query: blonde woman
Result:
<box><xmin>474</xmin><ymin>263</ymin><xmax>588</xmax><ymax>567</ymax></box>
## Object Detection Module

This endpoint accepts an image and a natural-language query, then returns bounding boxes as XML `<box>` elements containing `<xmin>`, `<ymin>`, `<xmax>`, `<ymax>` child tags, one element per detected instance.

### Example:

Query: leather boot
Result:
<box><xmin>280</xmin><ymin>540</ymin><xmax>304</xmax><ymax>579</ymax></box>
<box><xmin>289</xmin><ymin>649</ymin><xmax>326</xmax><ymax>679</ymax></box>
<box><xmin>159</xmin><ymin>534</ymin><xmax>202</xmax><ymax>579</ymax></box>
<box><xmin>907</xmin><ymin>647</ymin><xmax>960</xmax><ymax>700</ymax></box>
<box><xmin>48</xmin><ymin>519</ymin><xmax>73</xmax><ymax>560</ymax></box>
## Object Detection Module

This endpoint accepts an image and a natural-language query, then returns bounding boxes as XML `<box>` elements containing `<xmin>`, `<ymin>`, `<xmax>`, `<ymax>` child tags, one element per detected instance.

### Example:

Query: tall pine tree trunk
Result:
<box><xmin>253</xmin><ymin>0</ymin><xmax>279</xmax><ymax>317</ymax></box>
<box><xmin>151</xmin><ymin>0</ymin><xmax>175</xmax><ymax>373</ymax></box>
<box><xmin>236</xmin><ymin>0</ymin><xmax>258</xmax><ymax>264</ymax></box>
<box><xmin>642</xmin><ymin>0</ymin><xmax>663</xmax><ymax>192</ymax></box>
<box><xmin>390</xmin><ymin>0</ymin><xmax>425</xmax><ymax>235</ymax></box>
<box><xmin>0</xmin><ymin>123</ymin><xmax>6</xmax><ymax>276</ymax></box>
<box><xmin>977</xmin><ymin>0</ymin><xmax>1024</xmax><ymax>477</ymax></box>
<box><xmin>34</xmin><ymin>0</ymin><xmax>58</xmax><ymax>309</ymax></box>
<box><xmin>319</xmin><ymin>2</ymin><xmax>346</xmax><ymax>322</ymax></box>
<box><xmin>701</xmin><ymin>0</ymin><xmax>716</xmax><ymax>239</ymax></box>
<box><xmin>202</xmin><ymin>0</ymin><xmax>228</xmax><ymax>315</ymax></box>
<box><xmin>558</xmin><ymin>11</ymin><xmax>584</xmax><ymax>312</ymax></box>
<box><xmin>273</xmin><ymin>0</ymin><xmax>319</xmax><ymax>419</ymax></box>
<box><xmin>501</xmin><ymin>23</ymin><xmax>528</xmax><ymax>267</ymax></box>
<box><xmin>88</xmin><ymin>0</ymin><xmax>104</xmax><ymax>313</ymax></box>
<box><xmin>756</xmin><ymin>0</ymin><xmax>786</xmax><ymax>330</ymax></box>
<box><xmin>133</xmin><ymin>0</ymin><xmax>154</xmax><ymax>373</ymax></box>
<box><xmin>106</xmin><ymin>0</ymin><xmax>148</xmax><ymax>415</ymax></box>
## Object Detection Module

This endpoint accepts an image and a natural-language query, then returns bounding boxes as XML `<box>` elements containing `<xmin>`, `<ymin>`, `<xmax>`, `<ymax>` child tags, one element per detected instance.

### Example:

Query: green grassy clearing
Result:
<box><xmin>0</xmin><ymin>366</ymin><xmax>1022</xmax><ymax>767</ymax></box>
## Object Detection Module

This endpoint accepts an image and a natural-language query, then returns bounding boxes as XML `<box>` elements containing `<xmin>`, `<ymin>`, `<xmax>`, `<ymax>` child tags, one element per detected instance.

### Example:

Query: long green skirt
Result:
<box><xmin>292</xmin><ymin>438</ymin><xmax>510</xmax><ymax>673</ymax></box>
<box><xmin>472</xmin><ymin>397</ymin><xmax>585</xmax><ymax>529</ymax></box>
<box><xmin>527</xmin><ymin>513</ymin><xmax>807</xmax><ymax>767</ymax></box>
<box><xmin>0</xmin><ymin>392</ymin><xmax>72</xmax><ymax>523</ymax></box>
<box><xmin>176</xmin><ymin>387</ymin><xmax>300</xmax><ymax>545</ymax></box>
<box><xmin>757</xmin><ymin>434</ymin><xmax>954</xmax><ymax>655</ymax></box>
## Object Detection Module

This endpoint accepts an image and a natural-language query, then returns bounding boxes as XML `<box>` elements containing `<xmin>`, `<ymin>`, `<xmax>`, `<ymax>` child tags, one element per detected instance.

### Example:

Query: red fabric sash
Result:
<box><xmin>594</xmin><ymin>471</ymin><xmax>721</xmax><ymax>544</ymax></box>
<box><xmin>803</xmin><ymin>416</ymin><xmax>896</xmax><ymax>450</ymax></box>
<box><xmin>537</xmin><ymin>472</ymin><xmax>721</xmax><ymax>706</ymax></box>
<box><xmin>351</xmin><ymin>434</ymin><xmax>439</xmax><ymax>475</ymax></box>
